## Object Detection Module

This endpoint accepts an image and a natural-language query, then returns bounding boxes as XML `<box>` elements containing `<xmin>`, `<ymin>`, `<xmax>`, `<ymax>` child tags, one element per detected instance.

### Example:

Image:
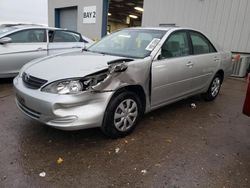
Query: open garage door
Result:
<box><xmin>107</xmin><ymin>0</ymin><xmax>144</xmax><ymax>34</ymax></box>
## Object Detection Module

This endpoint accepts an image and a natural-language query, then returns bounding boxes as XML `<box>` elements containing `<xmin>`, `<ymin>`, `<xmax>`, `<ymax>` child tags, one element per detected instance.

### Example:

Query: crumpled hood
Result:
<box><xmin>24</xmin><ymin>52</ymin><xmax>125</xmax><ymax>82</ymax></box>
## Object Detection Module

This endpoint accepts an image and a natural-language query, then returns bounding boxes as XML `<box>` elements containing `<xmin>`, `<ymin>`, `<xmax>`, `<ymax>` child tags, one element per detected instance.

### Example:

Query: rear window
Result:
<box><xmin>190</xmin><ymin>31</ymin><xmax>216</xmax><ymax>55</ymax></box>
<box><xmin>51</xmin><ymin>30</ymin><xmax>81</xmax><ymax>42</ymax></box>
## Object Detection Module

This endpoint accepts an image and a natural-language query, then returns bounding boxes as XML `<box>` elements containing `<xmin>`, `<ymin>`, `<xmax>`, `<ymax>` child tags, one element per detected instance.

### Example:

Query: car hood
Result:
<box><xmin>24</xmin><ymin>52</ymin><xmax>128</xmax><ymax>81</ymax></box>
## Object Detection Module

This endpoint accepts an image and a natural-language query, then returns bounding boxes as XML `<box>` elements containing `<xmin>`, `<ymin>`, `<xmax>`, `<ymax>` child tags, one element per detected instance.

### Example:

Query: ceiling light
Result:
<box><xmin>134</xmin><ymin>7</ymin><xmax>144</xmax><ymax>12</ymax></box>
<box><xmin>108</xmin><ymin>13</ymin><xmax>112</xmax><ymax>16</ymax></box>
<box><xmin>129</xmin><ymin>15</ymin><xmax>138</xmax><ymax>19</ymax></box>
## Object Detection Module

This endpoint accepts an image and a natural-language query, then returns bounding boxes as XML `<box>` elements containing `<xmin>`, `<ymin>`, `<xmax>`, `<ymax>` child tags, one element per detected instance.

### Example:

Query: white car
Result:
<box><xmin>0</xmin><ymin>24</ymin><xmax>92</xmax><ymax>78</ymax></box>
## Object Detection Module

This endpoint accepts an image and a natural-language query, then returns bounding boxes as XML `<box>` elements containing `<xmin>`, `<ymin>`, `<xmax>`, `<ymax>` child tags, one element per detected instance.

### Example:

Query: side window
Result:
<box><xmin>8</xmin><ymin>29</ymin><xmax>46</xmax><ymax>43</ymax></box>
<box><xmin>52</xmin><ymin>31</ymin><xmax>81</xmax><ymax>42</ymax></box>
<box><xmin>190</xmin><ymin>32</ymin><xmax>216</xmax><ymax>55</ymax></box>
<box><xmin>160</xmin><ymin>31</ymin><xmax>190</xmax><ymax>59</ymax></box>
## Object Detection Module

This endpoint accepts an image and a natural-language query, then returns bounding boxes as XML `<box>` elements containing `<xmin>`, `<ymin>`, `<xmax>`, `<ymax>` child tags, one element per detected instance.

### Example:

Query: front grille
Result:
<box><xmin>22</xmin><ymin>72</ymin><xmax>47</xmax><ymax>89</ymax></box>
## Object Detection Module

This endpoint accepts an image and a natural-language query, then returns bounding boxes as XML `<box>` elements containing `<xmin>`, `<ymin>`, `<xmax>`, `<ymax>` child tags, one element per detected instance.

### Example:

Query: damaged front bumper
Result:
<box><xmin>13</xmin><ymin>76</ymin><xmax>114</xmax><ymax>130</ymax></box>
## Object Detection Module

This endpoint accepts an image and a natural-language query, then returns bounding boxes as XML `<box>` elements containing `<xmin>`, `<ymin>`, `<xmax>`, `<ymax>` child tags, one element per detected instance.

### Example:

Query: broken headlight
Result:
<box><xmin>81</xmin><ymin>72</ymin><xmax>109</xmax><ymax>90</ymax></box>
<box><xmin>42</xmin><ymin>70</ymin><xmax>109</xmax><ymax>95</ymax></box>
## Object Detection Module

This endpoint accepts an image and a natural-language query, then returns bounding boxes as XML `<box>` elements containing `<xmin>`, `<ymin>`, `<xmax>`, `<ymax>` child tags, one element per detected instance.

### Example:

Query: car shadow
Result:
<box><xmin>0</xmin><ymin>77</ymin><xmax>14</xmax><ymax>84</ymax></box>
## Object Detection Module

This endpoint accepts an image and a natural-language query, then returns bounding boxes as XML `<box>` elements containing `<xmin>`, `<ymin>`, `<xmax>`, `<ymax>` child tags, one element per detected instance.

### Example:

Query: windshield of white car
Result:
<box><xmin>88</xmin><ymin>29</ymin><xmax>166</xmax><ymax>59</ymax></box>
<box><xmin>0</xmin><ymin>27</ymin><xmax>16</xmax><ymax>35</ymax></box>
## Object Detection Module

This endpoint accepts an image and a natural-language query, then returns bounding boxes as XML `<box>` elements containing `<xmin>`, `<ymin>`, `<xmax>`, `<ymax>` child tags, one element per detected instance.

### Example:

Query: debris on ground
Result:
<box><xmin>141</xmin><ymin>169</ymin><xmax>147</xmax><ymax>175</ymax></box>
<box><xmin>190</xmin><ymin>103</ymin><xmax>197</xmax><ymax>109</ymax></box>
<box><xmin>115</xmin><ymin>148</ymin><xmax>120</xmax><ymax>153</ymax></box>
<box><xmin>39</xmin><ymin>172</ymin><xmax>46</xmax><ymax>177</ymax></box>
<box><xmin>155</xmin><ymin>163</ymin><xmax>161</xmax><ymax>167</ymax></box>
<box><xmin>124</xmin><ymin>140</ymin><xmax>128</xmax><ymax>144</ymax></box>
<box><xmin>57</xmin><ymin>157</ymin><xmax>64</xmax><ymax>164</ymax></box>
<box><xmin>1</xmin><ymin>176</ymin><xmax>7</xmax><ymax>181</ymax></box>
<box><xmin>166</xmin><ymin>139</ymin><xmax>172</xmax><ymax>143</ymax></box>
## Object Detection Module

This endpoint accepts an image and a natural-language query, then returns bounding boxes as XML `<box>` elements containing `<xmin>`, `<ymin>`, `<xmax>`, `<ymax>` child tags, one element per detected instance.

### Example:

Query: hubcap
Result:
<box><xmin>114</xmin><ymin>99</ymin><xmax>138</xmax><ymax>132</ymax></box>
<box><xmin>211</xmin><ymin>77</ymin><xmax>221</xmax><ymax>97</ymax></box>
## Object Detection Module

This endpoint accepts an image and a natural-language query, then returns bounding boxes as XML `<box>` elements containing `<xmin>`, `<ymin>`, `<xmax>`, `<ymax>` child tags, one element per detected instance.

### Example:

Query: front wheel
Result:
<box><xmin>202</xmin><ymin>74</ymin><xmax>222</xmax><ymax>101</ymax></box>
<box><xmin>101</xmin><ymin>91</ymin><xmax>143</xmax><ymax>138</ymax></box>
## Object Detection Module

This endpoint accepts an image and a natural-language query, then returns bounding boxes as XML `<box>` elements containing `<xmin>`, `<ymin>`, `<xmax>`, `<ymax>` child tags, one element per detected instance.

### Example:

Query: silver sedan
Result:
<box><xmin>14</xmin><ymin>27</ymin><xmax>232</xmax><ymax>138</ymax></box>
<box><xmin>0</xmin><ymin>24</ymin><xmax>92</xmax><ymax>78</ymax></box>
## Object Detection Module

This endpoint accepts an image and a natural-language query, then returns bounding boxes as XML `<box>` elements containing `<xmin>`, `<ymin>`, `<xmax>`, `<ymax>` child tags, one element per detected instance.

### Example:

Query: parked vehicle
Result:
<box><xmin>14</xmin><ymin>27</ymin><xmax>232</xmax><ymax>138</ymax></box>
<box><xmin>0</xmin><ymin>24</ymin><xmax>92</xmax><ymax>78</ymax></box>
<box><xmin>243</xmin><ymin>74</ymin><xmax>250</xmax><ymax>116</ymax></box>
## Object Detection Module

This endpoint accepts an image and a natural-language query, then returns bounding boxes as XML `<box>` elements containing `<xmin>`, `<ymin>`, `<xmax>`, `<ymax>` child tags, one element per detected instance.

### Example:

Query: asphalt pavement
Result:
<box><xmin>0</xmin><ymin>78</ymin><xmax>249</xmax><ymax>188</ymax></box>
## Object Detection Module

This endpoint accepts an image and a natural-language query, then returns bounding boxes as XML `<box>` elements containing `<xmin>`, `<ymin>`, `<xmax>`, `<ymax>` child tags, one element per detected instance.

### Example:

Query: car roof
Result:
<box><xmin>123</xmin><ymin>26</ymin><xmax>198</xmax><ymax>33</ymax></box>
<box><xmin>0</xmin><ymin>23</ymin><xmax>61</xmax><ymax>30</ymax></box>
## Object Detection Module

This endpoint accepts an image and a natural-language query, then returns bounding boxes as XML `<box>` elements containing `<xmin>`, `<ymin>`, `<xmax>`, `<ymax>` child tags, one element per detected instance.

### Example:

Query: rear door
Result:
<box><xmin>0</xmin><ymin>29</ymin><xmax>47</xmax><ymax>77</ymax></box>
<box><xmin>151</xmin><ymin>31</ymin><xmax>194</xmax><ymax>107</ymax></box>
<box><xmin>187</xmin><ymin>31</ymin><xmax>219</xmax><ymax>92</ymax></box>
<box><xmin>48</xmin><ymin>30</ymin><xmax>85</xmax><ymax>55</ymax></box>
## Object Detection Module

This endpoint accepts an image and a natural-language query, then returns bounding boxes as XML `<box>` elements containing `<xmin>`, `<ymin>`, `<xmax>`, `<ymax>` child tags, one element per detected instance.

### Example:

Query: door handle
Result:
<box><xmin>214</xmin><ymin>57</ymin><xmax>220</xmax><ymax>62</ymax></box>
<box><xmin>186</xmin><ymin>61</ymin><xmax>194</xmax><ymax>68</ymax></box>
<box><xmin>37</xmin><ymin>47</ymin><xmax>46</xmax><ymax>51</ymax></box>
<box><xmin>72</xmin><ymin>46</ymin><xmax>82</xmax><ymax>48</ymax></box>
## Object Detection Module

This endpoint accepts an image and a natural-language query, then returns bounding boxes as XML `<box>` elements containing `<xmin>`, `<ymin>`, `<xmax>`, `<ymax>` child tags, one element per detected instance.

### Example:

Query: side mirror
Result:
<box><xmin>0</xmin><ymin>37</ymin><xmax>12</xmax><ymax>45</ymax></box>
<box><xmin>156</xmin><ymin>49</ymin><xmax>162</xmax><ymax>60</ymax></box>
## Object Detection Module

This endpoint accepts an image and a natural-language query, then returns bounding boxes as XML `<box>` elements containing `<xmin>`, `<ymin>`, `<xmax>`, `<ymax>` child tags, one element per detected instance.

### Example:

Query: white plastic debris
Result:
<box><xmin>39</xmin><ymin>172</ymin><xmax>46</xmax><ymax>177</ymax></box>
<box><xmin>141</xmin><ymin>169</ymin><xmax>147</xmax><ymax>175</ymax></box>
<box><xmin>190</xmin><ymin>103</ymin><xmax>197</xmax><ymax>109</ymax></box>
<box><xmin>115</xmin><ymin>148</ymin><xmax>120</xmax><ymax>153</ymax></box>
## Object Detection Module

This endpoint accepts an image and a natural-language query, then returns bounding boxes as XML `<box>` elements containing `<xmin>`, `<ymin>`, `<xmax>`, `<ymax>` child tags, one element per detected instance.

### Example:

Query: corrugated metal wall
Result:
<box><xmin>142</xmin><ymin>0</ymin><xmax>250</xmax><ymax>53</ymax></box>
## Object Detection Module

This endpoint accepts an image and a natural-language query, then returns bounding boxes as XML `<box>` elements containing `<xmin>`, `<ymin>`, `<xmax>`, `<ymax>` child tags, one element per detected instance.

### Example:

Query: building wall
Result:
<box><xmin>48</xmin><ymin>0</ymin><xmax>104</xmax><ymax>40</ymax></box>
<box><xmin>142</xmin><ymin>0</ymin><xmax>250</xmax><ymax>53</ymax></box>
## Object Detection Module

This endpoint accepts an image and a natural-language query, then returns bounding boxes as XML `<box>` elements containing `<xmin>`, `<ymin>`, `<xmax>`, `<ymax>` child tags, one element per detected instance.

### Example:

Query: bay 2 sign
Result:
<box><xmin>83</xmin><ymin>6</ymin><xmax>96</xmax><ymax>24</ymax></box>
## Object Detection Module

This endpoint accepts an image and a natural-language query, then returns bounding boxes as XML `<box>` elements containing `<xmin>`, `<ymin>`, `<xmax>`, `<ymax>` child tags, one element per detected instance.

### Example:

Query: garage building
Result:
<box><xmin>48</xmin><ymin>0</ymin><xmax>250</xmax><ymax>76</ymax></box>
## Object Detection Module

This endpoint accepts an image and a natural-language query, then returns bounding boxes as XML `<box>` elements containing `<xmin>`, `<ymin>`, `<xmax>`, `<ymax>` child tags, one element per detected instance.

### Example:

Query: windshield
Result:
<box><xmin>88</xmin><ymin>29</ymin><xmax>166</xmax><ymax>58</ymax></box>
<box><xmin>0</xmin><ymin>27</ymin><xmax>16</xmax><ymax>35</ymax></box>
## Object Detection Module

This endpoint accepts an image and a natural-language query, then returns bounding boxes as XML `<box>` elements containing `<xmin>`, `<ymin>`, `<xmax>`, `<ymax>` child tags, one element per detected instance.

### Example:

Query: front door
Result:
<box><xmin>0</xmin><ymin>29</ymin><xmax>47</xmax><ymax>77</ymax></box>
<box><xmin>151</xmin><ymin>31</ymin><xmax>194</xmax><ymax>107</ymax></box>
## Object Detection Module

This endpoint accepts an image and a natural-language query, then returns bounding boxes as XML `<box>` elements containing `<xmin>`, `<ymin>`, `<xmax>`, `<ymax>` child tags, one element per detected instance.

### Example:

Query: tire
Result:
<box><xmin>202</xmin><ymin>74</ymin><xmax>222</xmax><ymax>101</ymax></box>
<box><xmin>101</xmin><ymin>91</ymin><xmax>143</xmax><ymax>138</ymax></box>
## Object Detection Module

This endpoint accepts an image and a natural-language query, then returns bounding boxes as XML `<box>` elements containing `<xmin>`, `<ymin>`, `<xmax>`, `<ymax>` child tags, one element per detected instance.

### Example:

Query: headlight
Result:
<box><xmin>42</xmin><ymin>71</ymin><xmax>109</xmax><ymax>94</ymax></box>
<box><xmin>56</xmin><ymin>80</ymin><xmax>83</xmax><ymax>94</ymax></box>
<box><xmin>42</xmin><ymin>79</ymin><xmax>83</xmax><ymax>94</ymax></box>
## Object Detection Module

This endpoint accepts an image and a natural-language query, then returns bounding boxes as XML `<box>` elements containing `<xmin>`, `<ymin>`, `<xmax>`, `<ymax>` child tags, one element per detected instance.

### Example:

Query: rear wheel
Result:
<box><xmin>101</xmin><ymin>91</ymin><xmax>142</xmax><ymax>138</ymax></box>
<box><xmin>202</xmin><ymin>74</ymin><xmax>222</xmax><ymax>101</ymax></box>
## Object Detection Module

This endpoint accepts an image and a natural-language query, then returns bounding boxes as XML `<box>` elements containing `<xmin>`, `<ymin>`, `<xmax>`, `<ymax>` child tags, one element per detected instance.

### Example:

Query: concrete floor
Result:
<box><xmin>0</xmin><ymin>78</ymin><xmax>249</xmax><ymax>188</ymax></box>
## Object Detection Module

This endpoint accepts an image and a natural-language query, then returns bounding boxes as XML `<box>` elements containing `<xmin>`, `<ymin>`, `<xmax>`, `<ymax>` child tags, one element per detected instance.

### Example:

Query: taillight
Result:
<box><xmin>232</xmin><ymin>54</ymin><xmax>240</xmax><ymax>62</ymax></box>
